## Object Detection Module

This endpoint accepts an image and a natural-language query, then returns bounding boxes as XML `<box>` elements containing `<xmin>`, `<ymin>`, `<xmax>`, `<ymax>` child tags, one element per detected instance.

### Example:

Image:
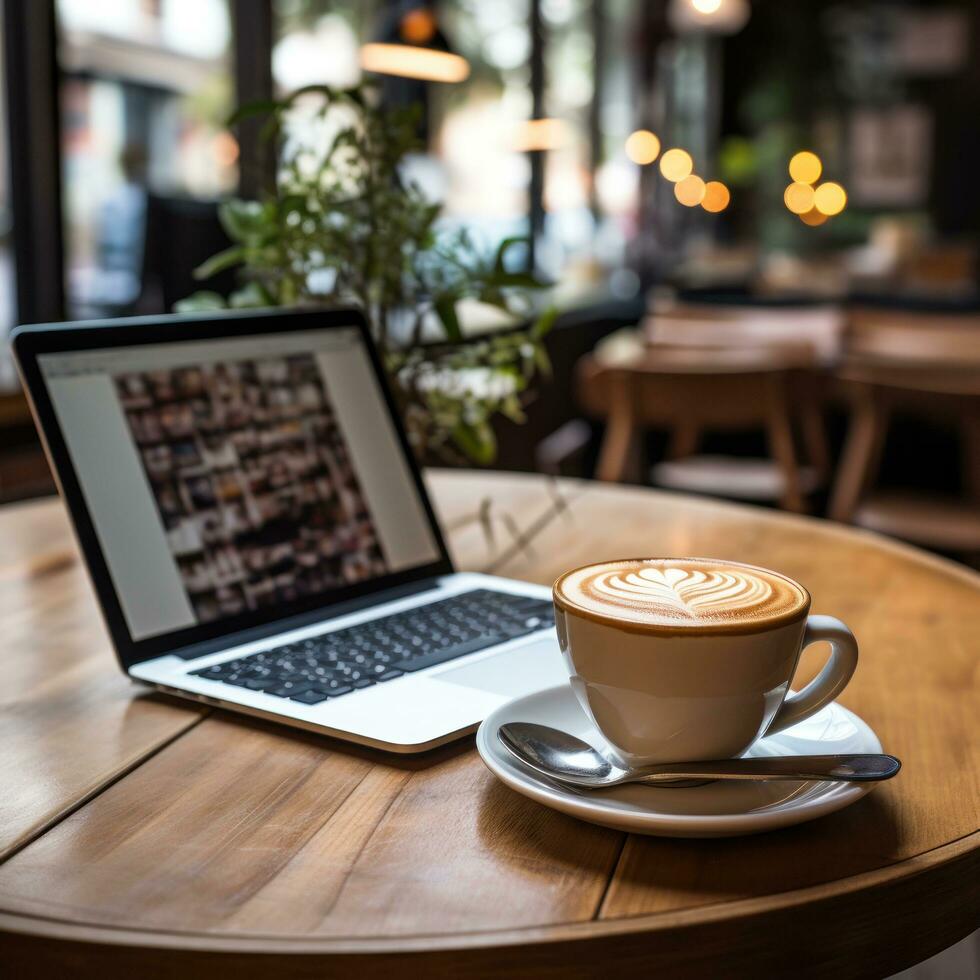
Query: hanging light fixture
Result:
<box><xmin>668</xmin><ymin>0</ymin><xmax>751</xmax><ymax>35</ymax></box>
<box><xmin>360</xmin><ymin>2</ymin><xmax>470</xmax><ymax>84</ymax></box>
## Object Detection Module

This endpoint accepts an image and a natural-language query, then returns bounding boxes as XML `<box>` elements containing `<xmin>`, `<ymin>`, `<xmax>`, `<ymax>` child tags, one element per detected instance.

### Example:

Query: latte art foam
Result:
<box><xmin>592</xmin><ymin>566</ymin><xmax>773</xmax><ymax>614</ymax></box>
<box><xmin>554</xmin><ymin>559</ymin><xmax>808</xmax><ymax>632</ymax></box>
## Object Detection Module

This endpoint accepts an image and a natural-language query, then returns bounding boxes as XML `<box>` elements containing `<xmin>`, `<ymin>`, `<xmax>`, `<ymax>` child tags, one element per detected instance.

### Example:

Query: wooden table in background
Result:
<box><xmin>0</xmin><ymin>471</ymin><xmax>977</xmax><ymax>978</ymax></box>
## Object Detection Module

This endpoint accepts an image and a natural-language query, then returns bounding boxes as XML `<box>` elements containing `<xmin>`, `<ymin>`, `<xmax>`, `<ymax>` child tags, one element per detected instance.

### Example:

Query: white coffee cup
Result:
<box><xmin>552</xmin><ymin>557</ymin><xmax>858</xmax><ymax>765</ymax></box>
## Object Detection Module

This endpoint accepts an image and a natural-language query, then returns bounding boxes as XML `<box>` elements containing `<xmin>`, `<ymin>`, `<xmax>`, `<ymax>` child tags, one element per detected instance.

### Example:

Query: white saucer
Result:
<box><xmin>476</xmin><ymin>685</ymin><xmax>883</xmax><ymax>838</ymax></box>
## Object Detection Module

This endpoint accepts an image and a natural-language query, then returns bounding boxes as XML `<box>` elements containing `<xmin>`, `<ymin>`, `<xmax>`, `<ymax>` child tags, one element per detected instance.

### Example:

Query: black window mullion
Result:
<box><xmin>2</xmin><ymin>0</ymin><xmax>65</xmax><ymax>324</ymax></box>
<box><xmin>231</xmin><ymin>0</ymin><xmax>275</xmax><ymax>200</ymax></box>
<box><xmin>588</xmin><ymin>0</ymin><xmax>606</xmax><ymax>220</ymax></box>
<box><xmin>528</xmin><ymin>0</ymin><xmax>545</xmax><ymax>270</ymax></box>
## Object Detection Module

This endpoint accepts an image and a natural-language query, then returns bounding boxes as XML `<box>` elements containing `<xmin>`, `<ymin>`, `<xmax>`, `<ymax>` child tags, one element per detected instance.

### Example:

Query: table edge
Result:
<box><xmin>1</xmin><ymin>829</ymin><xmax>976</xmax><ymax>954</ymax></box>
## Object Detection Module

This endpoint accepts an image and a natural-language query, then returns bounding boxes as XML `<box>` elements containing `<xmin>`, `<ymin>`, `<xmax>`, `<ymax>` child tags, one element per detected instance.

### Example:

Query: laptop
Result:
<box><xmin>12</xmin><ymin>307</ymin><xmax>568</xmax><ymax>752</ymax></box>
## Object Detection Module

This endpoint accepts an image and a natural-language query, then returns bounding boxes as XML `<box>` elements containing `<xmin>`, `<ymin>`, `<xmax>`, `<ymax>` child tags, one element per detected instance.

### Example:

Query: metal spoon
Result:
<box><xmin>497</xmin><ymin>722</ymin><xmax>901</xmax><ymax>789</ymax></box>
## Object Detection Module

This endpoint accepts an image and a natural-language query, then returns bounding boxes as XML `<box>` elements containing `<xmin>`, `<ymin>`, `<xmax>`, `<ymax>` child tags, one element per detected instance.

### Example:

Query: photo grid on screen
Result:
<box><xmin>113</xmin><ymin>353</ymin><xmax>389</xmax><ymax>624</ymax></box>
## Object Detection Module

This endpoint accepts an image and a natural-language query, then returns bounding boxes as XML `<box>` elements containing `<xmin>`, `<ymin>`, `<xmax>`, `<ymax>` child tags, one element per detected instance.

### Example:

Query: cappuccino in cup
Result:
<box><xmin>553</xmin><ymin>558</ymin><xmax>858</xmax><ymax>765</ymax></box>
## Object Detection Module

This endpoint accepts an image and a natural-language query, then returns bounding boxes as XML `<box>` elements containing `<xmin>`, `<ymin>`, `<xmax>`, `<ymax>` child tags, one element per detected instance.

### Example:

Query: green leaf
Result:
<box><xmin>259</xmin><ymin>112</ymin><xmax>282</xmax><ymax>145</ymax></box>
<box><xmin>493</xmin><ymin>236</ymin><xmax>530</xmax><ymax>273</ymax></box>
<box><xmin>533</xmin><ymin>343</ymin><xmax>552</xmax><ymax>376</ymax></box>
<box><xmin>476</xmin><ymin>286</ymin><xmax>509</xmax><ymax>311</ymax></box>
<box><xmin>219</xmin><ymin>199</ymin><xmax>276</xmax><ymax>245</ymax></box>
<box><xmin>530</xmin><ymin>306</ymin><xmax>558</xmax><ymax>340</ymax></box>
<box><xmin>279</xmin><ymin>277</ymin><xmax>298</xmax><ymax>305</ymax></box>
<box><xmin>228</xmin><ymin>281</ymin><xmax>275</xmax><ymax>308</ymax></box>
<box><xmin>499</xmin><ymin>395</ymin><xmax>527</xmax><ymax>424</ymax></box>
<box><xmin>433</xmin><ymin>296</ymin><xmax>463</xmax><ymax>343</ymax></box>
<box><xmin>193</xmin><ymin>245</ymin><xmax>246</xmax><ymax>281</ymax></box>
<box><xmin>173</xmin><ymin>291</ymin><xmax>227</xmax><ymax>313</ymax></box>
<box><xmin>488</xmin><ymin>270</ymin><xmax>552</xmax><ymax>290</ymax></box>
<box><xmin>451</xmin><ymin>420</ymin><xmax>497</xmax><ymax>465</ymax></box>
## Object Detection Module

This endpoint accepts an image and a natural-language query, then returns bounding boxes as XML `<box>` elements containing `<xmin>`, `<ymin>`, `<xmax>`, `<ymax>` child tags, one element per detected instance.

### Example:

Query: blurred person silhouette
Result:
<box><xmin>74</xmin><ymin>142</ymin><xmax>149</xmax><ymax>317</ymax></box>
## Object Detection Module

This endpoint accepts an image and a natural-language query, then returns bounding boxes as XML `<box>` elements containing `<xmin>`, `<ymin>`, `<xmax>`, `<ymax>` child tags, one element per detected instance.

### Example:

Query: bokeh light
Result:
<box><xmin>788</xmin><ymin>151</ymin><xmax>822</xmax><ymax>184</ymax></box>
<box><xmin>674</xmin><ymin>174</ymin><xmax>706</xmax><ymax>206</ymax></box>
<box><xmin>511</xmin><ymin>118</ymin><xmax>570</xmax><ymax>152</ymax></box>
<box><xmin>625</xmin><ymin>129</ymin><xmax>661</xmax><ymax>165</ymax></box>
<box><xmin>784</xmin><ymin>181</ymin><xmax>815</xmax><ymax>214</ymax></box>
<box><xmin>799</xmin><ymin>208</ymin><xmax>829</xmax><ymax>227</ymax></box>
<box><xmin>659</xmin><ymin>148</ymin><xmax>694</xmax><ymax>182</ymax></box>
<box><xmin>400</xmin><ymin>8</ymin><xmax>437</xmax><ymax>44</ymax></box>
<box><xmin>361</xmin><ymin>43</ymin><xmax>470</xmax><ymax>83</ymax></box>
<box><xmin>814</xmin><ymin>181</ymin><xmax>847</xmax><ymax>216</ymax></box>
<box><xmin>212</xmin><ymin>132</ymin><xmax>239</xmax><ymax>167</ymax></box>
<box><xmin>701</xmin><ymin>180</ymin><xmax>730</xmax><ymax>213</ymax></box>
<box><xmin>692</xmin><ymin>0</ymin><xmax>723</xmax><ymax>12</ymax></box>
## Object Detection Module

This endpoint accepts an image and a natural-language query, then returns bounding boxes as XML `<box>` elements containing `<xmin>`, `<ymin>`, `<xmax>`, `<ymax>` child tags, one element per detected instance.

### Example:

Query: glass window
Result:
<box><xmin>592</xmin><ymin>0</ymin><xmax>642</xmax><ymax>296</ymax></box>
<box><xmin>0</xmin><ymin>2</ymin><xmax>16</xmax><ymax>387</ymax></box>
<box><xmin>273</xmin><ymin>0</ymin><xmax>374</xmax><ymax>93</ymax></box>
<box><xmin>273</xmin><ymin>1</ymin><xmax>532</xmax><ymax>256</ymax></box>
<box><xmin>57</xmin><ymin>0</ymin><xmax>235</xmax><ymax>319</ymax></box>
<box><xmin>437</xmin><ymin>0</ymin><xmax>533</xmax><ymax>247</ymax></box>
<box><xmin>539</xmin><ymin>0</ymin><xmax>594</xmax><ymax>286</ymax></box>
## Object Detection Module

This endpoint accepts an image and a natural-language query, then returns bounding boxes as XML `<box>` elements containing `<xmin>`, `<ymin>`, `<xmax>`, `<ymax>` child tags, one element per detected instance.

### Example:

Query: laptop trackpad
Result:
<box><xmin>432</xmin><ymin>639</ymin><xmax>567</xmax><ymax>698</ymax></box>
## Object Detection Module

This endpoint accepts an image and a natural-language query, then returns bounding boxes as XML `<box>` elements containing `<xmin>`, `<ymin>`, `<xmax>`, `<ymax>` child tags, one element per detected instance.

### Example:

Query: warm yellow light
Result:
<box><xmin>400</xmin><ymin>8</ymin><xmax>437</xmax><ymax>44</ymax></box>
<box><xmin>788</xmin><ymin>151</ymin><xmax>822</xmax><ymax>184</ymax></box>
<box><xmin>701</xmin><ymin>180</ymin><xmax>730</xmax><ymax>213</ymax></box>
<box><xmin>784</xmin><ymin>181</ymin><xmax>815</xmax><ymax>214</ymax></box>
<box><xmin>814</xmin><ymin>181</ymin><xmax>847</xmax><ymax>216</ymax></box>
<box><xmin>625</xmin><ymin>129</ymin><xmax>661</xmax><ymax>165</ymax></box>
<box><xmin>674</xmin><ymin>174</ymin><xmax>706</xmax><ymax>207</ymax></box>
<box><xmin>360</xmin><ymin>43</ymin><xmax>470</xmax><ymax>83</ymax></box>
<box><xmin>799</xmin><ymin>208</ymin><xmax>829</xmax><ymax>227</ymax></box>
<box><xmin>212</xmin><ymin>132</ymin><xmax>239</xmax><ymax>167</ymax></box>
<box><xmin>659</xmin><ymin>148</ymin><xmax>693</xmax><ymax>182</ymax></box>
<box><xmin>511</xmin><ymin>118</ymin><xmax>570</xmax><ymax>152</ymax></box>
<box><xmin>692</xmin><ymin>0</ymin><xmax>722</xmax><ymax>12</ymax></box>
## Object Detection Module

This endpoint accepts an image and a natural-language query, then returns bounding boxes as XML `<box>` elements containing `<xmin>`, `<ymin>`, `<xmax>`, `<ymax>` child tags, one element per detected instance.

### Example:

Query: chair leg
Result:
<box><xmin>800</xmin><ymin>402</ymin><xmax>830</xmax><ymax>482</ymax></box>
<box><xmin>766</xmin><ymin>400</ymin><xmax>806</xmax><ymax>513</ymax></box>
<box><xmin>666</xmin><ymin>422</ymin><xmax>700</xmax><ymax>460</ymax></box>
<box><xmin>795</xmin><ymin>373</ymin><xmax>831</xmax><ymax>482</ymax></box>
<box><xmin>963</xmin><ymin>414</ymin><xmax>980</xmax><ymax>570</ymax></box>
<box><xmin>764</xmin><ymin>379</ymin><xmax>806</xmax><ymax>513</ymax></box>
<box><xmin>596</xmin><ymin>378</ymin><xmax>639</xmax><ymax>483</ymax></box>
<box><xmin>963</xmin><ymin>412</ymin><xmax>980</xmax><ymax>504</ymax></box>
<box><xmin>828</xmin><ymin>391</ymin><xmax>887</xmax><ymax>524</ymax></box>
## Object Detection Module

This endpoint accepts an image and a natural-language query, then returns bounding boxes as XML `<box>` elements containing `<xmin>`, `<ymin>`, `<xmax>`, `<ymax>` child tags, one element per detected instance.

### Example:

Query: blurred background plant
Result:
<box><xmin>177</xmin><ymin>81</ymin><xmax>555</xmax><ymax>464</ymax></box>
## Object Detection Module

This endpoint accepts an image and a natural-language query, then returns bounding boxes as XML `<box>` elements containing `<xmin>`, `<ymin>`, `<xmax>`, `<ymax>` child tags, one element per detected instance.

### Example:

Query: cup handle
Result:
<box><xmin>765</xmin><ymin>615</ymin><xmax>859</xmax><ymax>736</ymax></box>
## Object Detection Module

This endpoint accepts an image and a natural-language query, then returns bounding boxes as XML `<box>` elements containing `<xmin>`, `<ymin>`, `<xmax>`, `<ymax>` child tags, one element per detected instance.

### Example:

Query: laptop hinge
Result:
<box><xmin>156</xmin><ymin>576</ymin><xmax>446</xmax><ymax>662</ymax></box>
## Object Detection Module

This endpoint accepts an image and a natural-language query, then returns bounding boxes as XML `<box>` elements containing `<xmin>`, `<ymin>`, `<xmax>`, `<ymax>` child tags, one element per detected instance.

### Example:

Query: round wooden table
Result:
<box><xmin>1</xmin><ymin>471</ymin><xmax>977</xmax><ymax>978</ymax></box>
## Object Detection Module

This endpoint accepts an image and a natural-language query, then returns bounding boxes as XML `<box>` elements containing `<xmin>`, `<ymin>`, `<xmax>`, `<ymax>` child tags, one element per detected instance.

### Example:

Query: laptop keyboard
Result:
<box><xmin>188</xmin><ymin>589</ymin><xmax>555</xmax><ymax>706</ymax></box>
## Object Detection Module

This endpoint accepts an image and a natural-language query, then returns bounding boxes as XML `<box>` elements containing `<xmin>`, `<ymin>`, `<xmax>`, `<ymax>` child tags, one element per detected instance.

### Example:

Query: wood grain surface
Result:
<box><xmin>0</xmin><ymin>471</ymin><xmax>977</xmax><ymax>978</ymax></box>
<box><xmin>0</xmin><ymin>500</ymin><xmax>204</xmax><ymax>861</ymax></box>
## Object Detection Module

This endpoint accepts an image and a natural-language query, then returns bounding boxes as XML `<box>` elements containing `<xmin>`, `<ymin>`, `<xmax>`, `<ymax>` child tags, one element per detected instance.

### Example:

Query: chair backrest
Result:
<box><xmin>644</xmin><ymin>303</ymin><xmax>846</xmax><ymax>364</ymax></box>
<box><xmin>577</xmin><ymin>348</ymin><xmax>792</xmax><ymax>430</ymax></box>
<box><xmin>845</xmin><ymin>309</ymin><xmax>980</xmax><ymax>365</ymax></box>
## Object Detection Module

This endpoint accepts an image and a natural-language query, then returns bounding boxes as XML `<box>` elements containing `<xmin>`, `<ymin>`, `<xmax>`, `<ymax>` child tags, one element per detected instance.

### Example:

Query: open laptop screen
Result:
<box><xmin>35</xmin><ymin>324</ymin><xmax>444</xmax><ymax>648</ymax></box>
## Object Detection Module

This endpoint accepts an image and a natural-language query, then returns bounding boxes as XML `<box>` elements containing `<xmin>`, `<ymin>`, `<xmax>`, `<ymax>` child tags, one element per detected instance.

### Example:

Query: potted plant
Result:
<box><xmin>178</xmin><ymin>83</ymin><xmax>555</xmax><ymax>464</ymax></box>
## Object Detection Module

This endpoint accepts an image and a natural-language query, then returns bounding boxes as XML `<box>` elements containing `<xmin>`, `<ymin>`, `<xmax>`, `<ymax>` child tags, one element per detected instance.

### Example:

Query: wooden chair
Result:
<box><xmin>578</xmin><ymin>345</ymin><xmax>824</xmax><ymax>513</ymax></box>
<box><xmin>638</xmin><ymin>312</ymin><xmax>835</xmax><ymax>485</ymax></box>
<box><xmin>643</xmin><ymin>303</ymin><xmax>847</xmax><ymax>365</ymax></box>
<box><xmin>828</xmin><ymin>316</ymin><xmax>980</xmax><ymax>554</ymax></box>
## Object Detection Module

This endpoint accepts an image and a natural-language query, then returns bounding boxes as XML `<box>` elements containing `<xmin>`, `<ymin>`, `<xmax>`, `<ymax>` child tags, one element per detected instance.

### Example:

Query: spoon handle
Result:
<box><xmin>638</xmin><ymin>754</ymin><xmax>901</xmax><ymax>783</ymax></box>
